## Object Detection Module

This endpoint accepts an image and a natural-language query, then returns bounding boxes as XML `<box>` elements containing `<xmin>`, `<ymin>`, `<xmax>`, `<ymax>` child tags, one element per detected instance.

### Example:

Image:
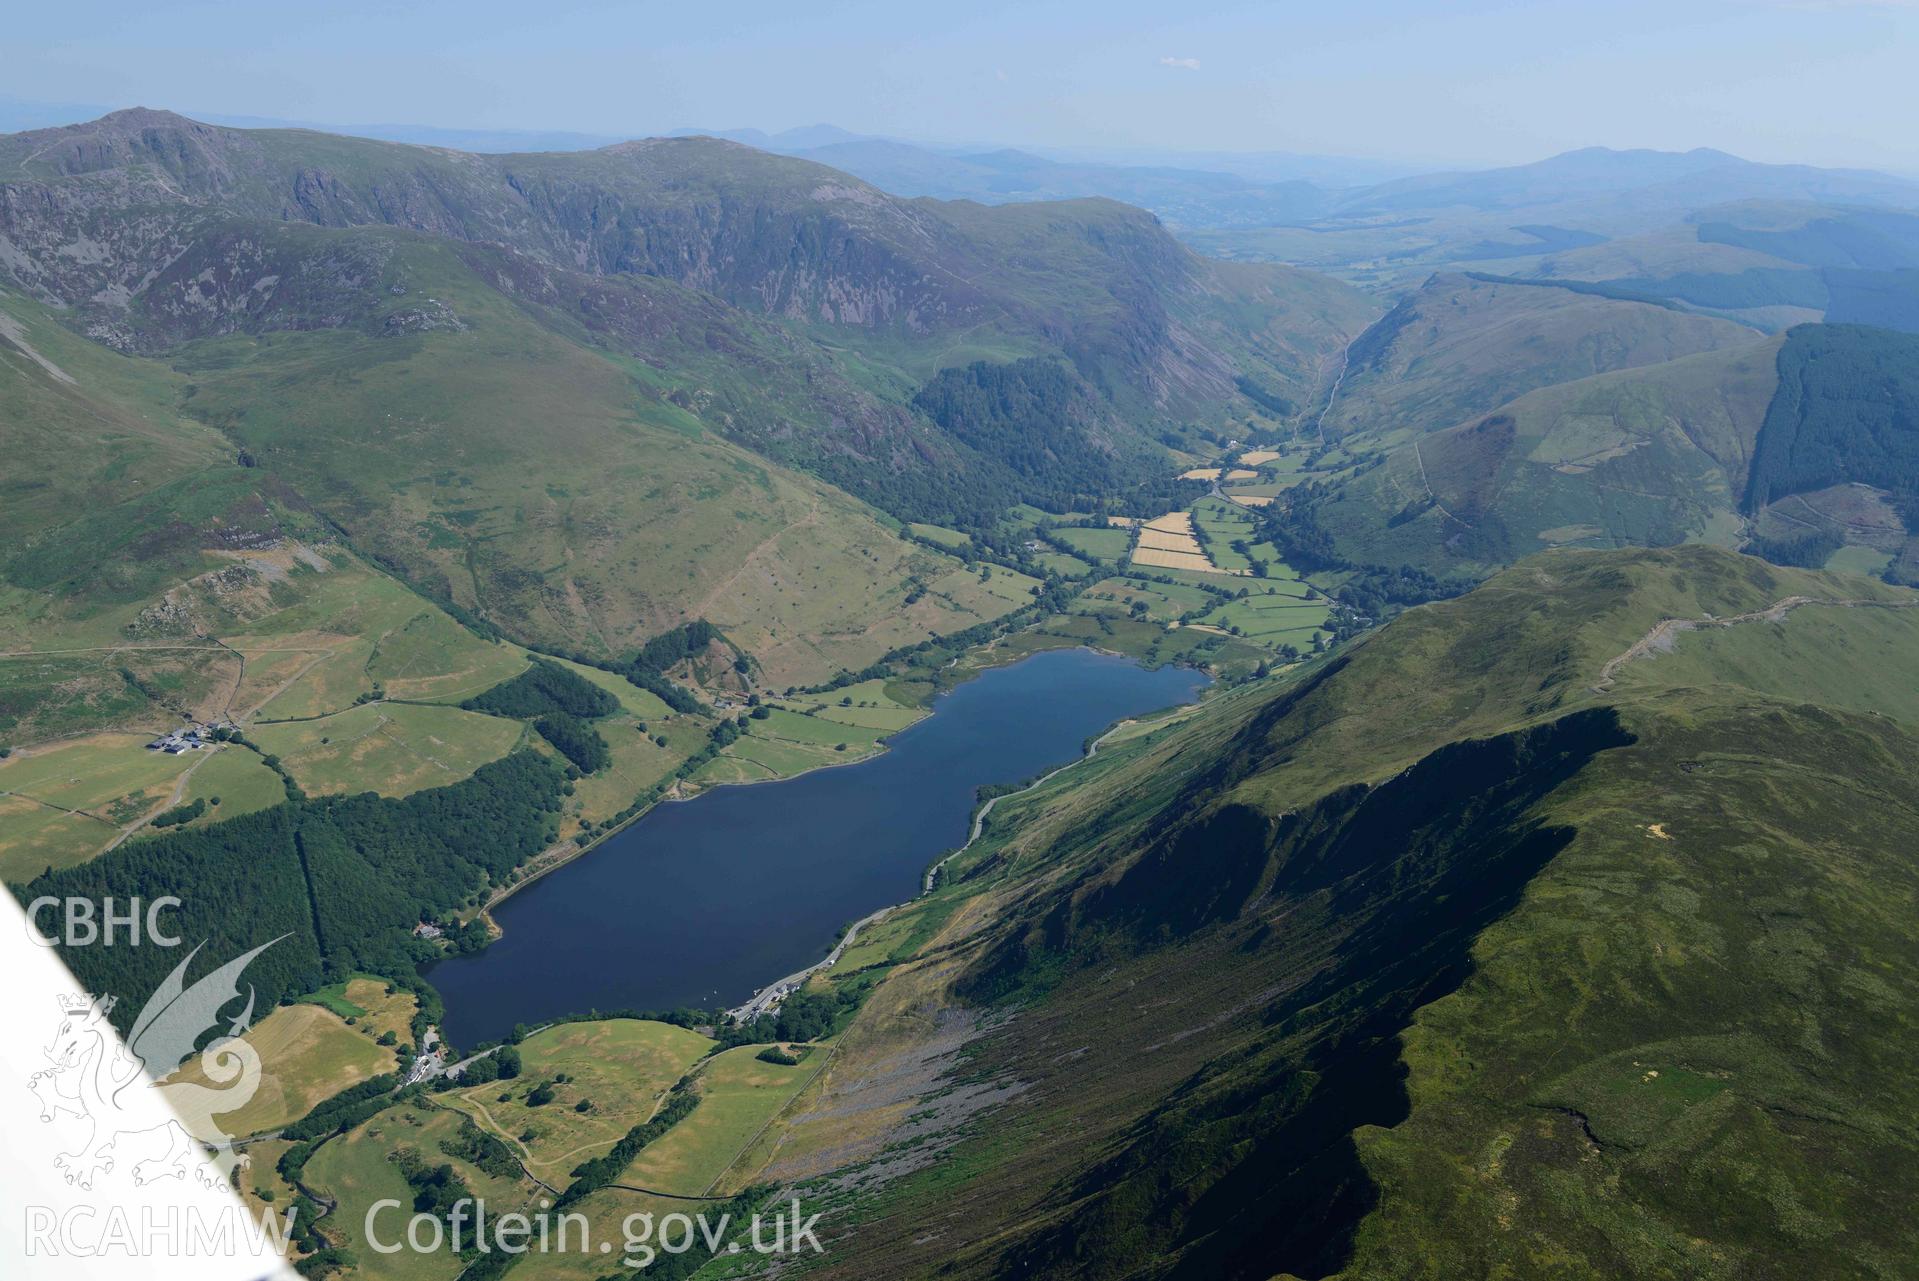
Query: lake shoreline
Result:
<box><xmin>429</xmin><ymin>648</ymin><xmax>1210</xmax><ymax>1046</ymax></box>
<box><xmin>472</xmin><ymin>638</ymin><xmax>1204</xmax><ymax>923</ymax></box>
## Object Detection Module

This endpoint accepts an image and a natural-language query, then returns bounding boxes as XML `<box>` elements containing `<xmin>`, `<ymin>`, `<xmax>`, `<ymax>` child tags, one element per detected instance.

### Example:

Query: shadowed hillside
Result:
<box><xmin>743</xmin><ymin>546</ymin><xmax>1919</xmax><ymax>1280</ymax></box>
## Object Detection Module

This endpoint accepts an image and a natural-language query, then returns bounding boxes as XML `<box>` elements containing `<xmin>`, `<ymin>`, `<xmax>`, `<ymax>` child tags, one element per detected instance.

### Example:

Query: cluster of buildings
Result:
<box><xmin>144</xmin><ymin>721</ymin><xmax>234</xmax><ymax>754</ymax></box>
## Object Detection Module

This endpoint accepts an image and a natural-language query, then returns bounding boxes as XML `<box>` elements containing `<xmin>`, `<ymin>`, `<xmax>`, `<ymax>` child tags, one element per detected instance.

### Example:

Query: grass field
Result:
<box><xmin>702</xmin><ymin>683</ymin><xmax>929</xmax><ymax>785</ymax></box>
<box><xmin>303</xmin><ymin>976</ymin><xmax>419</xmax><ymax>1046</ymax></box>
<box><xmin>248</xmin><ymin>702</ymin><xmax>525</xmax><ymax>797</ymax></box>
<box><xmin>540</xmin><ymin>656</ymin><xmax>674</xmax><ymax>719</ymax></box>
<box><xmin>236</xmin><ymin>1134</ymin><xmax>308</xmax><ymax>1267</ymax></box>
<box><xmin>1073</xmin><ymin>576</ymin><xmax>1221</xmax><ymax>624</ymax></box>
<box><xmin>164</xmin><ymin>1002</ymin><xmax>397</xmax><ymax>1137</ymax></box>
<box><xmin>237</xmin><ymin>1136</ymin><xmax>299</xmax><ymax>1218</ymax></box>
<box><xmin>619</xmin><ymin>1044</ymin><xmax>820</xmax><ymax>1197</ymax></box>
<box><xmin>1191</xmin><ymin>497</ymin><xmax>1291</xmax><ymax>575</ymax></box>
<box><xmin>305</xmin><ymin>1101</ymin><xmax>536</xmax><ymax>1281</ymax></box>
<box><xmin>0</xmin><ymin>732</ymin><xmax>203</xmax><ymax>878</ymax></box>
<box><xmin>0</xmin><ymin>796</ymin><xmax>111</xmax><ymax>883</ymax></box>
<box><xmin>444</xmin><ymin>1020</ymin><xmax>714</xmax><ymax>1184</ymax></box>
<box><xmin>563</xmin><ymin>711</ymin><xmax>709</xmax><ymax>832</ymax></box>
<box><xmin>1031</xmin><ymin>550</ymin><xmax>1096</xmax><ymax>577</ymax></box>
<box><xmin>719</xmin><ymin>736</ymin><xmax>833</xmax><ymax>779</ymax></box>
<box><xmin>1191</xmin><ymin>590</ymin><xmax>1332</xmax><ymax>648</ymax></box>
<box><xmin>221</xmin><ymin>548</ymin><xmax>524</xmax><ymax>722</ymax></box>
<box><xmin>1824</xmin><ymin>544</ymin><xmax>1895</xmax><ymax>577</ymax></box>
<box><xmin>906</xmin><ymin>522</ymin><xmax>972</xmax><ymax>549</ymax></box>
<box><xmin>1051</xmin><ymin>526</ymin><xmax>1132</xmax><ymax>564</ymax></box>
<box><xmin>774</xmin><ymin>679</ymin><xmax>923</xmax><ymax>730</ymax></box>
<box><xmin>175</xmin><ymin>745</ymin><xmax>286</xmax><ymax>824</ymax></box>
<box><xmin>745</xmin><ymin>706</ymin><xmax>888</xmax><ymax>750</ymax></box>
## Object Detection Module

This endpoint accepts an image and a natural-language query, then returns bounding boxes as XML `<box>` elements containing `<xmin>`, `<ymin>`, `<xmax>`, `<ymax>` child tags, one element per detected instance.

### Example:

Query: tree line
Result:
<box><xmin>14</xmin><ymin>751</ymin><xmax>570</xmax><ymax>1039</ymax></box>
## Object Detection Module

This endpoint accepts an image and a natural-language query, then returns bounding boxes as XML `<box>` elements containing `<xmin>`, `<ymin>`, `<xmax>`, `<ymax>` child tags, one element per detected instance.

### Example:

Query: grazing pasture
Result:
<box><xmin>618</xmin><ymin>1043</ymin><xmax>818</xmax><ymax>1197</ymax></box>
<box><xmin>175</xmin><ymin>746</ymin><xmax>286</xmax><ymax>823</ymax></box>
<box><xmin>164</xmin><ymin>1002</ymin><xmax>397</xmax><ymax>1137</ymax></box>
<box><xmin>906</xmin><ymin>522</ymin><xmax>972</xmax><ymax>549</ymax></box>
<box><xmin>1053</xmin><ymin>526</ymin><xmax>1132</xmax><ymax>563</ymax></box>
<box><xmin>444</xmin><ymin>1019</ymin><xmax>713</xmax><ymax>1182</ymax></box>
<box><xmin>0</xmin><ymin>732</ymin><xmax>209</xmax><ymax>877</ymax></box>
<box><xmin>1032</xmin><ymin>550</ymin><xmax>1096</xmax><ymax>577</ymax></box>
<box><xmin>249</xmin><ymin>702</ymin><xmax>524</xmax><ymax>797</ymax></box>
<box><xmin>304</xmin><ymin>1103</ymin><xmax>534</xmax><ymax>1281</ymax></box>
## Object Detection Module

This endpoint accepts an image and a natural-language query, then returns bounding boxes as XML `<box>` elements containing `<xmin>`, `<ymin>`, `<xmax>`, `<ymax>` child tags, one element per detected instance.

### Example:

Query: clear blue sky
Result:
<box><xmin>6</xmin><ymin>0</ymin><xmax>1917</xmax><ymax>170</ymax></box>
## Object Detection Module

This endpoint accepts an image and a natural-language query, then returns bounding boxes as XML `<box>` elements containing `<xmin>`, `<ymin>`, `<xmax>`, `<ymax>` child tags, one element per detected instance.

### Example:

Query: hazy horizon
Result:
<box><xmin>6</xmin><ymin>0</ymin><xmax>1919</xmax><ymax>175</ymax></box>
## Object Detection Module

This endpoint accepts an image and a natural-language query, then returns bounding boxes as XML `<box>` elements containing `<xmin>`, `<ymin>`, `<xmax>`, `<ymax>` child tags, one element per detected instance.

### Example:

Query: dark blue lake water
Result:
<box><xmin>428</xmin><ymin>648</ymin><xmax>1207</xmax><ymax>1046</ymax></box>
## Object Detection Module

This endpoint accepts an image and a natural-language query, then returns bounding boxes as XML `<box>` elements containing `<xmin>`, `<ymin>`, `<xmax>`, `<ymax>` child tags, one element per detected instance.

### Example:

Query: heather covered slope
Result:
<box><xmin>747</xmin><ymin>547</ymin><xmax>1919</xmax><ymax>1280</ymax></box>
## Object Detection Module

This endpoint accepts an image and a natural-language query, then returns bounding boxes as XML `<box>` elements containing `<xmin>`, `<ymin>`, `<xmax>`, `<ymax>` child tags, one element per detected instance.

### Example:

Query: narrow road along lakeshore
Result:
<box><xmin>725</xmin><ymin>712</ymin><xmax>1150</xmax><ymax>1024</ymax></box>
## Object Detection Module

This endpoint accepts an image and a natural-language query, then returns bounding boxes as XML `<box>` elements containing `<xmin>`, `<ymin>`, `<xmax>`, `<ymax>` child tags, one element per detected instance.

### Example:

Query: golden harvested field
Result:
<box><xmin>1224</xmin><ymin>468</ymin><xmax>1259</xmax><ymax>481</ymax></box>
<box><xmin>1178</xmin><ymin>467</ymin><xmax>1224</xmax><ymax>481</ymax></box>
<box><xmin>311</xmin><ymin>976</ymin><xmax>420</xmax><ymax>1045</ymax></box>
<box><xmin>1230</xmin><ymin>494</ymin><xmax>1275</xmax><ymax>507</ymax></box>
<box><xmin>1137</xmin><ymin>528</ymin><xmax>1207</xmax><ymax>555</ymax></box>
<box><xmin>1125</xmin><ymin>508</ymin><xmax>1255</xmax><ymax>576</ymax></box>
<box><xmin>1131</xmin><ymin>546</ymin><xmax>1218</xmax><ymax>572</ymax></box>
<box><xmin>1239</xmin><ymin>450</ymin><xmax>1283</xmax><ymax>465</ymax></box>
<box><xmin>1107</xmin><ymin>516</ymin><xmax>1140</xmax><ymax>527</ymax></box>
<box><xmin>1130</xmin><ymin>509</ymin><xmax>1229</xmax><ymax>574</ymax></box>
<box><xmin>1143</xmin><ymin>511</ymin><xmax>1198</xmax><ymax>535</ymax></box>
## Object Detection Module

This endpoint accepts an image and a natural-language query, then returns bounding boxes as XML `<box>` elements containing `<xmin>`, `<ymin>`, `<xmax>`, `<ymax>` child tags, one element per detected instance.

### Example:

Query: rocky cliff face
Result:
<box><xmin>0</xmin><ymin>110</ymin><xmax>1377</xmax><ymax>526</ymax></box>
<box><xmin>1</xmin><ymin>112</ymin><xmax>993</xmax><ymax>334</ymax></box>
<box><xmin>0</xmin><ymin>112</ymin><xmax>1367</xmax><ymax>407</ymax></box>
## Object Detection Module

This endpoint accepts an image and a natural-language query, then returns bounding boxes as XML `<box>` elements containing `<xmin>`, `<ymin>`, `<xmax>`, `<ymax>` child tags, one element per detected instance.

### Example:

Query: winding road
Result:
<box><xmin>723</xmin><ymin>713</ymin><xmax>1154</xmax><ymax>1024</ymax></box>
<box><xmin>1590</xmin><ymin>593</ymin><xmax>1919</xmax><ymax>694</ymax></box>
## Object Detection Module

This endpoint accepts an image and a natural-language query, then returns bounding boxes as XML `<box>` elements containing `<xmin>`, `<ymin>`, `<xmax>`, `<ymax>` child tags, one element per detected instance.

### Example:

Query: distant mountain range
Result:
<box><xmin>0</xmin><ymin>107</ymin><xmax>1370</xmax><ymax>670</ymax></box>
<box><xmin>10</xmin><ymin>97</ymin><xmax>1914</xmax><ymax>245</ymax></box>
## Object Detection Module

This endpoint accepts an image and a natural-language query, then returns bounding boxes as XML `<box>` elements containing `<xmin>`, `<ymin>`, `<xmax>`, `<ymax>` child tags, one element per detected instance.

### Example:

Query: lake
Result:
<box><xmin>428</xmin><ymin>648</ymin><xmax>1208</xmax><ymax>1046</ymax></box>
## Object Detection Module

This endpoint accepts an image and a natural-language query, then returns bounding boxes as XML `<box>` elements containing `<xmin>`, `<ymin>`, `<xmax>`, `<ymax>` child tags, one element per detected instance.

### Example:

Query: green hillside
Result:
<box><xmin>1321</xmin><ymin>274</ymin><xmax>1760</xmax><ymax>446</ymax></box>
<box><xmin>1305</xmin><ymin>339</ymin><xmax>1781</xmax><ymax>573</ymax></box>
<box><xmin>1270</xmin><ymin>319</ymin><xmax>1919</xmax><ymax>590</ymax></box>
<box><xmin>0</xmin><ymin>109</ymin><xmax>1376</xmax><ymax>487</ymax></box>
<box><xmin>0</xmin><ymin>110</ymin><xmax>1376</xmax><ymax>683</ymax></box>
<box><xmin>744</xmin><ymin>546</ymin><xmax>1919</xmax><ymax>1280</ymax></box>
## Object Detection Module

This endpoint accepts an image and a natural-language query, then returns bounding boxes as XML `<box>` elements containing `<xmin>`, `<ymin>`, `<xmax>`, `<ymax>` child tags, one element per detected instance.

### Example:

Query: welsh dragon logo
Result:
<box><xmin>27</xmin><ymin>937</ymin><xmax>284</xmax><ymax>1191</ymax></box>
